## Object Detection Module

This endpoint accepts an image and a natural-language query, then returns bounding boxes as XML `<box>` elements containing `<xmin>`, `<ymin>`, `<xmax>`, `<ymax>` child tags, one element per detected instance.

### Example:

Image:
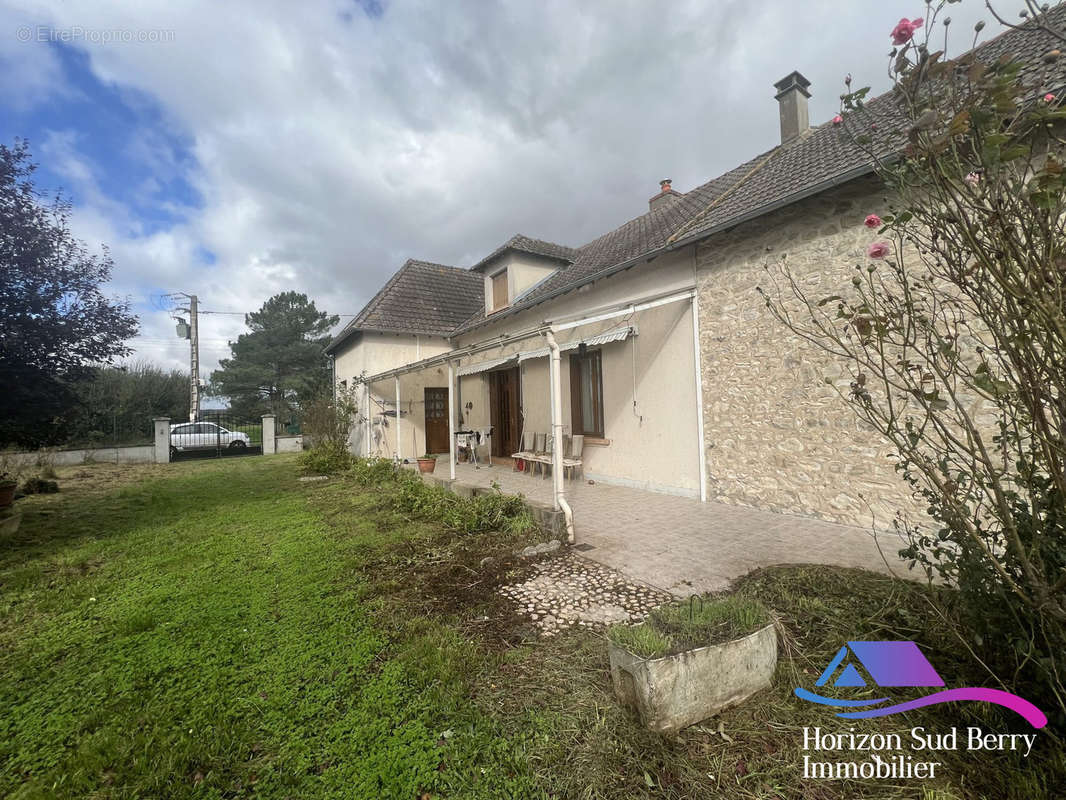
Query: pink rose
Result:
<box><xmin>867</xmin><ymin>242</ymin><xmax>891</xmax><ymax>259</ymax></box>
<box><xmin>1044</xmin><ymin>93</ymin><xmax>1055</xmax><ymax>103</ymax></box>
<box><xmin>891</xmin><ymin>17</ymin><xmax>924</xmax><ymax>46</ymax></box>
<box><xmin>864</xmin><ymin>214</ymin><xmax>883</xmax><ymax>228</ymax></box>
<box><xmin>832</xmin><ymin>115</ymin><xmax>843</xmax><ymax>125</ymax></box>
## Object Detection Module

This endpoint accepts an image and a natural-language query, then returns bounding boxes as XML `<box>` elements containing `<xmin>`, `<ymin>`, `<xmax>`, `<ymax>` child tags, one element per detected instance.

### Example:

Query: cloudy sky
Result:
<box><xmin>1</xmin><ymin>0</ymin><xmax>996</xmax><ymax>375</ymax></box>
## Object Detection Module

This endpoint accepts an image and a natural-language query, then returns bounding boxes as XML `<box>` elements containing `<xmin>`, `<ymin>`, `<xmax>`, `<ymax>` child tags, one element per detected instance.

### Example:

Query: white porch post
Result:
<box><xmin>395</xmin><ymin>376</ymin><xmax>402</xmax><ymax>462</ymax></box>
<box><xmin>364</xmin><ymin>382</ymin><xmax>372</xmax><ymax>457</ymax></box>
<box><xmin>691</xmin><ymin>295</ymin><xmax>708</xmax><ymax>502</ymax></box>
<box><xmin>447</xmin><ymin>363</ymin><xmax>456</xmax><ymax>481</ymax></box>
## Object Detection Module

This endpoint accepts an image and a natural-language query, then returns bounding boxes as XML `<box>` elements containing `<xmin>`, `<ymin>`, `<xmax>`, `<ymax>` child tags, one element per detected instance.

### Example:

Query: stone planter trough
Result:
<box><xmin>609</xmin><ymin>622</ymin><xmax>777</xmax><ymax>735</ymax></box>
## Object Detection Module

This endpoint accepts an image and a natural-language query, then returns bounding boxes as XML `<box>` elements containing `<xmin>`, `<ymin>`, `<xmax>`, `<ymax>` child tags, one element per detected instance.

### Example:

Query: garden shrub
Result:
<box><xmin>298</xmin><ymin>388</ymin><xmax>360</xmax><ymax>474</ymax></box>
<box><xmin>298</xmin><ymin>439</ymin><xmax>354</xmax><ymax>475</ymax></box>
<box><xmin>351</xmin><ymin>457</ymin><xmax>537</xmax><ymax>537</ymax></box>
<box><xmin>19</xmin><ymin>476</ymin><xmax>59</xmax><ymax>495</ymax></box>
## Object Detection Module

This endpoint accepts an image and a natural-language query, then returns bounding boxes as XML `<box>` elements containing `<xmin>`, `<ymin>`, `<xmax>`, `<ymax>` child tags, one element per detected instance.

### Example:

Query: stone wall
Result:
<box><xmin>695</xmin><ymin>176</ymin><xmax>922</xmax><ymax>528</ymax></box>
<box><xmin>3</xmin><ymin>445</ymin><xmax>157</xmax><ymax>468</ymax></box>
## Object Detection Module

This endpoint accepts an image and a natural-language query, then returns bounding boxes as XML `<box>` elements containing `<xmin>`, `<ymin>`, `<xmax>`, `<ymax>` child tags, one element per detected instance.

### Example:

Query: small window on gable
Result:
<box><xmin>491</xmin><ymin>269</ymin><xmax>508</xmax><ymax>311</ymax></box>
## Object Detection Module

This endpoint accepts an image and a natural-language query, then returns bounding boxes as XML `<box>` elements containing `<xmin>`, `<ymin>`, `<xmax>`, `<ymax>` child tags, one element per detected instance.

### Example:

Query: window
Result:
<box><xmin>491</xmin><ymin>269</ymin><xmax>508</xmax><ymax>311</ymax></box>
<box><xmin>569</xmin><ymin>349</ymin><xmax>604</xmax><ymax>437</ymax></box>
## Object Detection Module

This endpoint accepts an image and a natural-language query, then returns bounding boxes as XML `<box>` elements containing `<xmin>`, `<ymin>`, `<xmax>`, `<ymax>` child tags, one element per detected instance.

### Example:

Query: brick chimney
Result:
<box><xmin>774</xmin><ymin>71</ymin><xmax>811</xmax><ymax>145</ymax></box>
<box><xmin>648</xmin><ymin>178</ymin><xmax>682</xmax><ymax>212</ymax></box>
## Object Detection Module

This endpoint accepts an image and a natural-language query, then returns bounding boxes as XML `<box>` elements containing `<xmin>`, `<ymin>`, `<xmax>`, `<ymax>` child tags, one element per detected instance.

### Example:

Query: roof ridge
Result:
<box><xmin>406</xmin><ymin>258</ymin><xmax>467</xmax><ymax>272</ymax></box>
<box><xmin>345</xmin><ymin>260</ymin><xmax>414</xmax><ymax>331</ymax></box>
<box><xmin>667</xmin><ymin>147</ymin><xmax>781</xmax><ymax>244</ymax></box>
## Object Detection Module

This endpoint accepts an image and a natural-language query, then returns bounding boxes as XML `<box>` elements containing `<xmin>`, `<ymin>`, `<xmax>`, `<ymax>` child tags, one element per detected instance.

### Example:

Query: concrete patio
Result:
<box><xmin>418</xmin><ymin>458</ymin><xmax>915</xmax><ymax>596</ymax></box>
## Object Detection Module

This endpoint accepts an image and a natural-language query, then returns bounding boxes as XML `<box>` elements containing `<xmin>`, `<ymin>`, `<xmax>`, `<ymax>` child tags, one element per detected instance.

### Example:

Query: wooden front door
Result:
<box><xmin>488</xmin><ymin>367</ymin><xmax>520</xmax><ymax>458</ymax></box>
<box><xmin>424</xmin><ymin>387</ymin><xmax>449</xmax><ymax>454</ymax></box>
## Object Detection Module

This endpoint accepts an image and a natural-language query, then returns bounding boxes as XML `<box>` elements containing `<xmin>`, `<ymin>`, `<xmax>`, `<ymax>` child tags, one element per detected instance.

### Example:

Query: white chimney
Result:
<box><xmin>774</xmin><ymin>71</ymin><xmax>811</xmax><ymax>145</ymax></box>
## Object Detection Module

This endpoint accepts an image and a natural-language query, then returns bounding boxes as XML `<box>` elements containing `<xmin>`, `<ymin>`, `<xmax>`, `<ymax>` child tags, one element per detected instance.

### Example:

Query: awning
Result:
<box><xmin>456</xmin><ymin>354</ymin><xmax>518</xmax><ymax>376</ymax></box>
<box><xmin>518</xmin><ymin>325</ymin><xmax>636</xmax><ymax>362</ymax></box>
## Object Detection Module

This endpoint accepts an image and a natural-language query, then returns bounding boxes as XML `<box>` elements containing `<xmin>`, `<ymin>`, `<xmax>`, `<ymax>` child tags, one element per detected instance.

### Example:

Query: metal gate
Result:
<box><xmin>169</xmin><ymin>411</ymin><xmax>264</xmax><ymax>460</ymax></box>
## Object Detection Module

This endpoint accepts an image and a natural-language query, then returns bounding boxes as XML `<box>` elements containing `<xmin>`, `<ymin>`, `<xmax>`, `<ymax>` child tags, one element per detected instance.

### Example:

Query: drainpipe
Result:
<box><xmin>395</xmin><ymin>376</ymin><xmax>402</xmax><ymax>462</ymax></box>
<box><xmin>544</xmin><ymin>330</ymin><xmax>575</xmax><ymax>543</ymax></box>
<box><xmin>447</xmin><ymin>362</ymin><xmax>456</xmax><ymax>481</ymax></box>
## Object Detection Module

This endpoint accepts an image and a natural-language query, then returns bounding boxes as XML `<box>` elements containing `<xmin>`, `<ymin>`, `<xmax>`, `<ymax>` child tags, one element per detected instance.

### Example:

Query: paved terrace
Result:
<box><xmin>414</xmin><ymin>459</ymin><xmax>914</xmax><ymax>597</ymax></box>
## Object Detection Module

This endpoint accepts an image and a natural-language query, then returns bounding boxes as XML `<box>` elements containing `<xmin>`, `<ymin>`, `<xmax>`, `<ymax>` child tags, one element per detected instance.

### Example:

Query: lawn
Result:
<box><xmin>1</xmin><ymin>457</ymin><xmax>1062</xmax><ymax>799</ymax></box>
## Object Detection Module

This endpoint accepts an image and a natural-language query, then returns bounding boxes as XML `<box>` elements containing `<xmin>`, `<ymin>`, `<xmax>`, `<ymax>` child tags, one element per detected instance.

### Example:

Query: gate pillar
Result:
<box><xmin>262</xmin><ymin>414</ymin><xmax>277</xmax><ymax>455</ymax></box>
<box><xmin>153</xmin><ymin>417</ymin><xmax>171</xmax><ymax>463</ymax></box>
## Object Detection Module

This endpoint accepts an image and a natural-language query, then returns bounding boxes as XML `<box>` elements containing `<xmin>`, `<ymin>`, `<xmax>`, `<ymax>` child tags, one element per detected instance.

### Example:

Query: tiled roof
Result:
<box><xmin>339</xmin><ymin>6</ymin><xmax>1066</xmax><ymax>347</ymax></box>
<box><xmin>671</xmin><ymin>6</ymin><xmax>1066</xmax><ymax>245</ymax></box>
<box><xmin>470</xmin><ymin>234</ymin><xmax>578</xmax><ymax>272</ymax></box>
<box><xmin>450</xmin><ymin>151</ymin><xmax>774</xmax><ymax>334</ymax></box>
<box><xmin>453</xmin><ymin>6</ymin><xmax>1066</xmax><ymax>335</ymax></box>
<box><xmin>325</xmin><ymin>259</ymin><xmax>483</xmax><ymax>351</ymax></box>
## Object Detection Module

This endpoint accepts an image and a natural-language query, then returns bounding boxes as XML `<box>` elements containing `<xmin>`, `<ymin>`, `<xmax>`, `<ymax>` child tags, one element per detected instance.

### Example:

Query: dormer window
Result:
<box><xmin>491</xmin><ymin>268</ymin><xmax>508</xmax><ymax>312</ymax></box>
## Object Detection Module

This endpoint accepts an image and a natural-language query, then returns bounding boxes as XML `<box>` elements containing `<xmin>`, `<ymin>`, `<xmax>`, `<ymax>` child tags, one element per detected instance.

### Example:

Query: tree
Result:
<box><xmin>64</xmin><ymin>361</ymin><xmax>189</xmax><ymax>446</ymax></box>
<box><xmin>760</xmin><ymin>4</ymin><xmax>1066</xmax><ymax>726</ymax></box>
<box><xmin>0</xmin><ymin>140</ymin><xmax>138</xmax><ymax>447</ymax></box>
<box><xmin>209</xmin><ymin>292</ymin><xmax>338</xmax><ymax>419</ymax></box>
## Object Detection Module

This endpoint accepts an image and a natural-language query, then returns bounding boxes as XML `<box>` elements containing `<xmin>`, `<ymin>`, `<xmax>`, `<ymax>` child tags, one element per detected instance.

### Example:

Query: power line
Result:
<box><xmin>198</xmin><ymin>309</ymin><xmax>359</xmax><ymax>317</ymax></box>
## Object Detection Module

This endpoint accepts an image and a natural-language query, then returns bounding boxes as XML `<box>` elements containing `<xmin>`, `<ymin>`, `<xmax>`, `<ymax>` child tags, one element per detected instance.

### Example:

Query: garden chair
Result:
<box><xmin>563</xmin><ymin>435</ymin><xmax>584</xmax><ymax>480</ymax></box>
<box><xmin>511</xmin><ymin>431</ymin><xmax>535</xmax><ymax>472</ymax></box>
<box><xmin>528</xmin><ymin>432</ymin><xmax>550</xmax><ymax>477</ymax></box>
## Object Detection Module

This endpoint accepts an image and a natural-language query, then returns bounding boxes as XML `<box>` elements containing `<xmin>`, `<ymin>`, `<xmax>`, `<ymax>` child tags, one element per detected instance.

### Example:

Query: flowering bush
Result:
<box><xmin>761</xmin><ymin>2</ymin><xmax>1066</xmax><ymax>728</ymax></box>
<box><xmin>890</xmin><ymin>17</ymin><xmax>924</xmax><ymax>46</ymax></box>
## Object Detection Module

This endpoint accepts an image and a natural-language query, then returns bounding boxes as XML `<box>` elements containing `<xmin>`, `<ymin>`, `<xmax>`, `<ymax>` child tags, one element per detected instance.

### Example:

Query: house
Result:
<box><xmin>325</xmin><ymin>10</ymin><xmax>1066</xmax><ymax>530</ymax></box>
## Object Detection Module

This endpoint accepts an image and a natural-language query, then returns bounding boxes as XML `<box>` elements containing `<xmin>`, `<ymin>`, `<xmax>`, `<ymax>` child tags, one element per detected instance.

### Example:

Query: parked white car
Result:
<box><xmin>170</xmin><ymin>422</ymin><xmax>250</xmax><ymax>455</ymax></box>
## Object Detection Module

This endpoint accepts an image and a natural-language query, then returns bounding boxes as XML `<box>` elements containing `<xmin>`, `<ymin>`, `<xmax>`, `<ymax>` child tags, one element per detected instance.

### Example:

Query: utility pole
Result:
<box><xmin>170</xmin><ymin>292</ymin><xmax>201</xmax><ymax>422</ymax></box>
<box><xmin>188</xmin><ymin>294</ymin><xmax>200</xmax><ymax>421</ymax></box>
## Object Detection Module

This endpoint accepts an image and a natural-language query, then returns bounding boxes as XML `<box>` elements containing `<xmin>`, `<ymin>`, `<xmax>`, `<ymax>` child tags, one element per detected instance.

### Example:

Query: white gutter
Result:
<box><xmin>544</xmin><ymin>330</ymin><xmax>575</xmax><ymax>543</ymax></box>
<box><xmin>358</xmin><ymin>288</ymin><xmax>697</xmax><ymax>386</ymax></box>
<box><xmin>550</xmin><ymin>289</ymin><xmax>694</xmax><ymax>332</ymax></box>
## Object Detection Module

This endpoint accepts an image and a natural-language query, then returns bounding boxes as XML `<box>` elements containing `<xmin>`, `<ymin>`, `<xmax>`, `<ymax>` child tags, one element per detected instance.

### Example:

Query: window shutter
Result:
<box><xmin>492</xmin><ymin>270</ymin><xmax>508</xmax><ymax>310</ymax></box>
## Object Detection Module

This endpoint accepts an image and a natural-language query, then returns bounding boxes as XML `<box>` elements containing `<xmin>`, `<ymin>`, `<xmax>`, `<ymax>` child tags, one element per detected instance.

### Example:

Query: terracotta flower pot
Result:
<box><xmin>0</xmin><ymin>481</ymin><xmax>16</xmax><ymax>509</ymax></box>
<box><xmin>417</xmin><ymin>457</ymin><xmax>437</xmax><ymax>474</ymax></box>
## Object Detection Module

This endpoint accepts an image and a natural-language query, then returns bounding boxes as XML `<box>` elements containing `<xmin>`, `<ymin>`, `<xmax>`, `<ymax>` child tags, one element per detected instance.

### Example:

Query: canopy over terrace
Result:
<box><xmin>354</xmin><ymin>287</ymin><xmax>706</xmax><ymax>542</ymax></box>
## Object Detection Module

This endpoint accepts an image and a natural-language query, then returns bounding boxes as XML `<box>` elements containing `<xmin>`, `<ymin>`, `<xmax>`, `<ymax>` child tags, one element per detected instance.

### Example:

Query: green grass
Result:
<box><xmin>0</xmin><ymin>458</ymin><xmax>544</xmax><ymax>799</ymax></box>
<box><xmin>2</xmin><ymin>458</ymin><xmax>1063</xmax><ymax>799</ymax></box>
<box><xmin>607</xmin><ymin>620</ymin><xmax>675</xmax><ymax>658</ymax></box>
<box><xmin>609</xmin><ymin>594</ymin><xmax>771</xmax><ymax>658</ymax></box>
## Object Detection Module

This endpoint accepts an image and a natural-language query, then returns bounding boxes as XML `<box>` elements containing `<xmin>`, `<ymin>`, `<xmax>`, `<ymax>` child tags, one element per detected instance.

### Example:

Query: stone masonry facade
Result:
<box><xmin>695</xmin><ymin>176</ymin><xmax>924</xmax><ymax>529</ymax></box>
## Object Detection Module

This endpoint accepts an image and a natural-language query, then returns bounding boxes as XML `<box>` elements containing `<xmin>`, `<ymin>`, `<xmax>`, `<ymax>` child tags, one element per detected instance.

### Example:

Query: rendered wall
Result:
<box><xmin>332</xmin><ymin>331</ymin><xmax>454</xmax><ymax>459</ymax></box>
<box><xmin>455</xmin><ymin>248</ymin><xmax>702</xmax><ymax>496</ymax></box>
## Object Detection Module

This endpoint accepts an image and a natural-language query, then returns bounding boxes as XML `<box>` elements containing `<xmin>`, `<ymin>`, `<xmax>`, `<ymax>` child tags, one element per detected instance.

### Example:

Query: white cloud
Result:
<box><xmin>2</xmin><ymin>0</ymin><xmax>996</xmax><ymax>378</ymax></box>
